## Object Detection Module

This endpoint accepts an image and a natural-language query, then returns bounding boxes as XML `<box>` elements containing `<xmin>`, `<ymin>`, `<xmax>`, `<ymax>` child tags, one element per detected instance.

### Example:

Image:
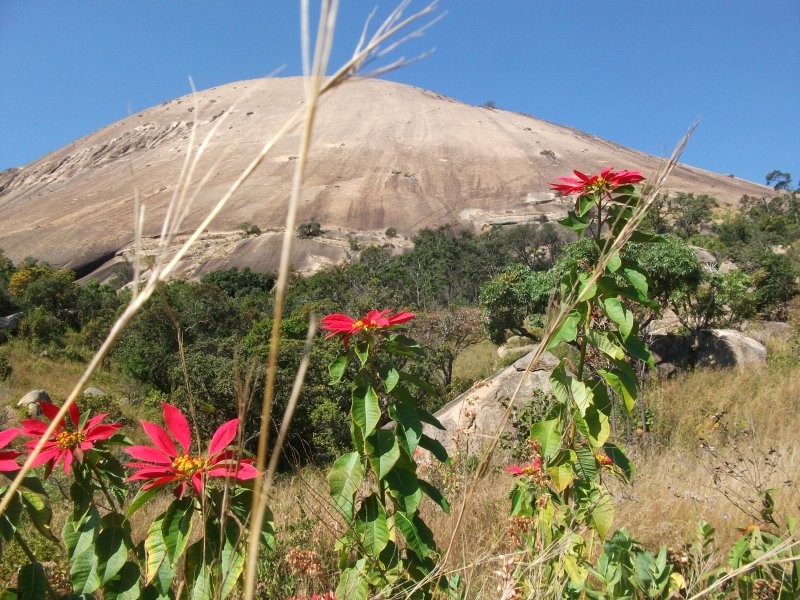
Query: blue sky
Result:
<box><xmin>1</xmin><ymin>0</ymin><xmax>798</xmax><ymax>185</ymax></box>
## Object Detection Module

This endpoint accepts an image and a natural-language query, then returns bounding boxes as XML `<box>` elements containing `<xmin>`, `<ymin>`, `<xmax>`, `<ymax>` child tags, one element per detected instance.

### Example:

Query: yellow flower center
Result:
<box><xmin>353</xmin><ymin>320</ymin><xmax>363</xmax><ymax>328</ymax></box>
<box><xmin>171</xmin><ymin>454</ymin><xmax>206</xmax><ymax>477</ymax></box>
<box><xmin>56</xmin><ymin>430</ymin><xmax>86</xmax><ymax>450</ymax></box>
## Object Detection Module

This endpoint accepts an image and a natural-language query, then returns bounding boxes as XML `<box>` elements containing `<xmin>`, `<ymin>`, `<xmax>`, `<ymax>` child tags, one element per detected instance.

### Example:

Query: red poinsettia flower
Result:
<box><xmin>506</xmin><ymin>456</ymin><xmax>543</xmax><ymax>476</ymax></box>
<box><xmin>0</xmin><ymin>428</ymin><xmax>21</xmax><ymax>472</ymax></box>
<box><xmin>320</xmin><ymin>309</ymin><xmax>415</xmax><ymax>346</ymax></box>
<box><xmin>126</xmin><ymin>403</ymin><xmax>257</xmax><ymax>498</ymax></box>
<box><xmin>20</xmin><ymin>402</ymin><xmax>121</xmax><ymax>475</ymax></box>
<box><xmin>549</xmin><ymin>166</ymin><xmax>644</xmax><ymax>197</ymax></box>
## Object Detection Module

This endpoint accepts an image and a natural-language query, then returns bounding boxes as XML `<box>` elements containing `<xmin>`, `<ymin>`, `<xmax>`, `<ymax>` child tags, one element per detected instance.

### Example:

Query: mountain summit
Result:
<box><xmin>0</xmin><ymin>77</ymin><xmax>771</xmax><ymax>279</ymax></box>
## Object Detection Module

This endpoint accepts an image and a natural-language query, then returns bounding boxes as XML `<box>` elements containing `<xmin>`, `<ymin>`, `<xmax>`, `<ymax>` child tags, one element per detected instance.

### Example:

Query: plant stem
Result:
<box><xmin>13</xmin><ymin>532</ymin><xmax>59</xmax><ymax>600</ymax></box>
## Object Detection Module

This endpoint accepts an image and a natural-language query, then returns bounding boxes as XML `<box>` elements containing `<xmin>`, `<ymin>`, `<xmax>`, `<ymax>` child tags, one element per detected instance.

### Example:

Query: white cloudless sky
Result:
<box><xmin>1</xmin><ymin>0</ymin><xmax>798</xmax><ymax>185</ymax></box>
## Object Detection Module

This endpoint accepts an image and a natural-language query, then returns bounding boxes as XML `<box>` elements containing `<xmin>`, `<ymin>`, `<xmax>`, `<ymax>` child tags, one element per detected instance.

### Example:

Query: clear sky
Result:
<box><xmin>1</xmin><ymin>0</ymin><xmax>798</xmax><ymax>186</ymax></box>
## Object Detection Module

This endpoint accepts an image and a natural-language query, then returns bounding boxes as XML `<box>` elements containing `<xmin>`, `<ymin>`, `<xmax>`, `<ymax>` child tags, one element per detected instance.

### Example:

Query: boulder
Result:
<box><xmin>649</xmin><ymin>333</ymin><xmax>695</xmax><ymax>378</ymax></box>
<box><xmin>83</xmin><ymin>386</ymin><xmax>107</xmax><ymax>397</ymax></box>
<box><xmin>690</xmin><ymin>246</ymin><xmax>717</xmax><ymax>268</ymax></box>
<box><xmin>696</xmin><ymin>329</ymin><xmax>767</xmax><ymax>371</ymax></box>
<box><xmin>17</xmin><ymin>389</ymin><xmax>51</xmax><ymax>416</ymax></box>
<box><xmin>742</xmin><ymin>321</ymin><xmax>792</xmax><ymax>345</ymax></box>
<box><xmin>0</xmin><ymin>312</ymin><xmax>22</xmax><ymax>331</ymax></box>
<box><xmin>422</xmin><ymin>349</ymin><xmax>559</xmax><ymax>450</ymax></box>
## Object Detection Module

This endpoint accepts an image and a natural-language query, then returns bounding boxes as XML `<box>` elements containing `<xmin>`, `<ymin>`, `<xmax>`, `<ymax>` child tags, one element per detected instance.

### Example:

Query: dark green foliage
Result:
<box><xmin>201</xmin><ymin>267</ymin><xmax>275</xmax><ymax>300</ymax></box>
<box><xmin>0</xmin><ymin>352</ymin><xmax>10</xmax><ymax>381</ymax></box>
<box><xmin>18</xmin><ymin>306</ymin><xmax>65</xmax><ymax>345</ymax></box>
<box><xmin>296</xmin><ymin>219</ymin><xmax>322</xmax><ymax>239</ymax></box>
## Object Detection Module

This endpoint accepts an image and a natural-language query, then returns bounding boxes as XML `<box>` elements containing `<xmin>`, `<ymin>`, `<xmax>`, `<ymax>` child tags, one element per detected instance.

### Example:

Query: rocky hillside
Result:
<box><xmin>0</xmin><ymin>77</ymin><xmax>772</xmax><ymax>279</ymax></box>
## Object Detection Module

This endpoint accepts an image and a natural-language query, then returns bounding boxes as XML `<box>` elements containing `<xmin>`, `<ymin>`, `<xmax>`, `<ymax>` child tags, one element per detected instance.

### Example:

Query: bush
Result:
<box><xmin>0</xmin><ymin>353</ymin><xmax>10</xmax><ymax>381</ymax></box>
<box><xmin>237</xmin><ymin>221</ymin><xmax>261</xmax><ymax>236</ymax></box>
<box><xmin>18</xmin><ymin>306</ymin><xmax>65</xmax><ymax>345</ymax></box>
<box><xmin>296</xmin><ymin>219</ymin><xmax>322</xmax><ymax>239</ymax></box>
<box><xmin>385</xmin><ymin>227</ymin><xmax>397</xmax><ymax>238</ymax></box>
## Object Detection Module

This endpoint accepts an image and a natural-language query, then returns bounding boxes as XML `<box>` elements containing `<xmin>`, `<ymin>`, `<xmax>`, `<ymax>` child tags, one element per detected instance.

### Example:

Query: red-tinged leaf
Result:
<box><xmin>63</xmin><ymin>450</ymin><xmax>74</xmax><ymax>474</ymax></box>
<box><xmin>39</xmin><ymin>402</ymin><xmax>60</xmax><ymax>422</ymax></box>
<box><xmin>126</xmin><ymin>445</ymin><xmax>172</xmax><ymax>464</ymax></box>
<box><xmin>208</xmin><ymin>462</ymin><xmax>258</xmax><ymax>480</ymax></box>
<box><xmin>0</xmin><ymin>428</ymin><xmax>19</xmax><ymax>448</ymax></box>
<box><xmin>85</xmin><ymin>424</ymin><xmax>121</xmax><ymax>442</ymax></box>
<box><xmin>161</xmin><ymin>404</ymin><xmax>191</xmax><ymax>453</ymax></box>
<box><xmin>0</xmin><ymin>458</ymin><xmax>21</xmax><ymax>471</ymax></box>
<box><xmin>84</xmin><ymin>413</ymin><xmax>109</xmax><ymax>431</ymax></box>
<box><xmin>20</xmin><ymin>420</ymin><xmax>49</xmax><ymax>435</ymax></box>
<box><xmin>68</xmin><ymin>402</ymin><xmax>80</xmax><ymax>427</ymax></box>
<box><xmin>191</xmin><ymin>473</ymin><xmax>202</xmax><ymax>496</ymax></box>
<box><xmin>140</xmin><ymin>421</ymin><xmax>177</xmax><ymax>456</ymax></box>
<box><xmin>142</xmin><ymin>475</ymin><xmax>177</xmax><ymax>490</ymax></box>
<box><xmin>30</xmin><ymin>447</ymin><xmax>61</xmax><ymax>467</ymax></box>
<box><xmin>208</xmin><ymin>418</ymin><xmax>238</xmax><ymax>457</ymax></box>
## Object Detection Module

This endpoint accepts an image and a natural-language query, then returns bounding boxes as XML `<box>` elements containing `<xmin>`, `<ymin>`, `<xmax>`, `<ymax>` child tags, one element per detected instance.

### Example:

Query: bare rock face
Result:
<box><xmin>0</xmin><ymin>77</ymin><xmax>773</xmax><ymax>279</ymax></box>
<box><xmin>696</xmin><ymin>329</ymin><xmax>767</xmax><ymax>371</ymax></box>
<box><xmin>423</xmin><ymin>350</ymin><xmax>559</xmax><ymax>450</ymax></box>
<box><xmin>17</xmin><ymin>389</ymin><xmax>51</xmax><ymax>416</ymax></box>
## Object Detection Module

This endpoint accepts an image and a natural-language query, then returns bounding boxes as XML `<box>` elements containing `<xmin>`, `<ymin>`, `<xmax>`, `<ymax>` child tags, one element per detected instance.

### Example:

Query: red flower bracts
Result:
<box><xmin>0</xmin><ymin>427</ymin><xmax>21</xmax><ymax>472</ymax></box>
<box><xmin>20</xmin><ymin>402</ymin><xmax>121</xmax><ymax>474</ymax></box>
<box><xmin>320</xmin><ymin>309</ymin><xmax>414</xmax><ymax>346</ymax></box>
<box><xmin>126</xmin><ymin>403</ymin><xmax>257</xmax><ymax>498</ymax></box>
<box><xmin>549</xmin><ymin>166</ymin><xmax>644</xmax><ymax>197</ymax></box>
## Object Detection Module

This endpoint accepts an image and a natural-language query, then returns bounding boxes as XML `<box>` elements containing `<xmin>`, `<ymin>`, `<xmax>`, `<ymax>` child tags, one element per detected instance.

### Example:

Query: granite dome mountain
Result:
<box><xmin>0</xmin><ymin>77</ymin><xmax>771</xmax><ymax>280</ymax></box>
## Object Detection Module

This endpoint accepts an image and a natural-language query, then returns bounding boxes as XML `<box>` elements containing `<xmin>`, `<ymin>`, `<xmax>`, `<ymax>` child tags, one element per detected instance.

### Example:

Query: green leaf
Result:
<box><xmin>365</xmin><ymin>430</ymin><xmax>400</xmax><ymax>479</ymax></box>
<box><xmin>70</xmin><ymin>542</ymin><xmax>101</xmax><ymax>594</ymax></box>
<box><xmin>144</xmin><ymin>515</ymin><xmax>175</xmax><ymax>592</ymax></box>
<box><xmin>18</xmin><ymin>562</ymin><xmax>46</xmax><ymax>600</ymax></box>
<box><xmin>351</xmin><ymin>385</ymin><xmax>380</xmax><ymax>438</ymax></box>
<box><xmin>586</xmin><ymin>329</ymin><xmax>625</xmax><ymax>360</ymax></box>
<box><xmin>550</xmin><ymin>362</ymin><xmax>593</xmax><ymax>415</ymax></box>
<box><xmin>547</xmin><ymin>450</ymin><xmax>576</xmax><ymax>492</ymax></box>
<box><xmin>353</xmin><ymin>340</ymin><xmax>369</xmax><ymax>366</ymax></box>
<box><xmin>394</xmin><ymin>512</ymin><xmax>434</xmax><ymax>558</ymax></box>
<box><xmin>380</xmin><ymin>366</ymin><xmax>400</xmax><ymax>393</ymax></box>
<box><xmin>575</xmin><ymin>405</ymin><xmax>610</xmax><ymax>450</ymax></box>
<box><xmin>389</xmin><ymin>401</ymin><xmax>422</xmax><ymax>456</ymax></box>
<box><xmin>578</xmin><ymin>273</ymin><xmax>597</xmax><ymax>301</ymax></box>
<box><xmin>623</xmin><ymin>334</ymin><xmax>655</xmax><ymax>368</ymax></box>
<box><xmin>417</xmin><ymin>407</ymin><xmax>446</xmax><ymax>430</ymax></box>
<box><xmin>20</xmin><ymin>491</ymin><xmax>57</xmax><ymax>543</ymax></box>
<box><xmin>219</xmin><ymin>519</ymin><xmax>245</xmax><ymax>599</ymax></box>
<box><xmin>384</xmin><ymin>463</ymin><xmax>422</xmax><ymax>513</ymax></box>
<box><xmin>62</xmin><ymin>505</ymin><xmax>99</xmax><ymax>559</ymax></box>
<box><xmin>607</xmin><ymin>252</ymin><xmax>622</xmax><ymax>273</ymax></box>
<box><xmin>161</xmin><ymin>497</ymin><xmax>193</xmax><ymax>567</ymax></box>
<box><xmin>573</xmin><ymin>445</ymin><xmax>598</xmax><ymax>483</ymax></box>
<box><xmin>104</xmin><ymin>562</ymin><xmax>141</xmax><ymax>600</ymax></box>
<box><xmin>419</xmin><ymin>480</ymin><xmax>450</xmax><ymax>514</ymax></box>
<box><xmin>355</xmin><ymin>494</ymin><xmax>389</xmax><ymax>556</ymax></box>
<box><xmin>184</xmin><ymin>539</ymin><xmax>212</xmax><ymax>600</ymax></box>
<box><xmin>558</xmin><ymin>211</ymin><xmax>592</xmax><ymax>233</ymax></box>
<box><xmin>97</xmin><ymin>524</ymin><xmax>129</xmax><ymax>584</ymax></box>
<box><xmin>337</xmin><ymin>564</ymin><xmax>369</xmax><ymax>600</ymax></box>
<box><xmin>126</xmin><ymin>486</ymin><xmax>160</xmax><ymax>518</ymax></box>
<box><xmin>602</xmin><ymin>297</ymin><xmax>634</xmax><ymax>339</ymax></box>
<box><xmin>622</xmin><ymin>267</ymin><xmax>648</xmax><ymax>298</ymax></box>
<box><xmin>399</xmin><ymin>371</ymin><xmax>439</xmax><ymax>398</ymax></box>
<box><xmin>589</xmin><ymin>490</ymin><xmax>615</xmax><ymax>537</ymax></box>
<box><xmin>577</xmin><ymin>196</ymin><xmax>594</xmax><ymax>217</ymax></box>
<box><xmin>418</xmin><ymin>434</ymin><xmax>449</xmax><ymax>463</ymax></box>
<box><xmin>628</xmin><ymin>230</ymin><xmax>664</xmax><ymax>243</ymax></box>
<box><xmin>328</xmin><ymin>452</ymin><xmax>364</xmax><ymax>518</ymax></box>
<box><xmin>0</xmin><ymin>490</ymin><xmax>22</xmax><ymax>541</ymax></box>
<box><xmin>599</xmin><ymin>361</ymin><xmax>638</xmax><ymax>413</ymax></box>
<box><xmin>383</xmin><ymin>334</ymin><xmax>425</xmax><ymax>357</ymax></box>
<box><xmin>530</xmin><ymin>418</ymin><xmax>562</xmax><ymax>459</ymax></box>
<box><xmin>547</xmin><ymin>311</ymin><xmax>581</xmax><ymax>349</ymax></box>
<box><xmin>329</xmin><ymin>354</ymin><xmax>348</xmax><ymax>384</ymax></box>
<box><xmin>603</xmin><ymin>443</ymin><xmax>636</xmax><ymax>483</ymax></box>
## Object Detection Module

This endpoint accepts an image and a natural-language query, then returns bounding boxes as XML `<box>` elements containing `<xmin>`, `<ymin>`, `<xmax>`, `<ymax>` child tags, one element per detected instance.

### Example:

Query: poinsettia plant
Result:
<box><xmin>321</xmin><ymin>309</ymin><xmax>456</xmax><ymax>599</ymax></box>
<box><xmin>0</xmin><ymin>400</ymin><xmax>270</xmax><ymax>600</ymax></box>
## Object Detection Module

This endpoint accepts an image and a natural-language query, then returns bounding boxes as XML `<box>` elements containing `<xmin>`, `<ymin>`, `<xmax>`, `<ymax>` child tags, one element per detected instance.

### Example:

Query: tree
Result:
<box><xmin>766</xmin><ymin>169</ymin><xmax>792</xmax><ymax>191</ymax></box>
<box><xmin>412</xmin><ymin>306</ymin><xmax>483</xmax><ymax>388</ymax></box>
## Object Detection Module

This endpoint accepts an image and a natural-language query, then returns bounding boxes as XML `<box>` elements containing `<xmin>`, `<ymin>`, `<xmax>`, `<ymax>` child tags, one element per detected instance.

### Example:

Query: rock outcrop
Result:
<box><xmin>423</xmin><ymin>350</ymin><xmax>559</xmax><ymax>450</ymax></box>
